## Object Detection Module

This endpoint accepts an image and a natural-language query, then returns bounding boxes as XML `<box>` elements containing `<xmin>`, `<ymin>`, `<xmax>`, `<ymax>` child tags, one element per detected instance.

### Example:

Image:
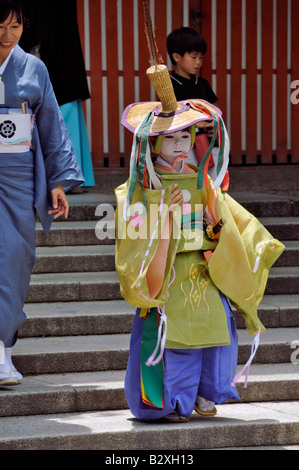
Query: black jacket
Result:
<box><xmin>20</xmin><ymin>0</ymin><xmax>90</xmax><ymax>106</ymax></box>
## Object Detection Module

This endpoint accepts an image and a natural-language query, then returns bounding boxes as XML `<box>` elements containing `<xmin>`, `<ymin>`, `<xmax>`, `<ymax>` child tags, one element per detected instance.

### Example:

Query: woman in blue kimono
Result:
<box><xmin>0</xmin><ymin>0</ymin><xmax>84</xmax><ymax>385</ymax></box>
<box><xmin>19</xmin><ymin>0</ymin><xmax>95</xmax><ymax>190</ymax></box>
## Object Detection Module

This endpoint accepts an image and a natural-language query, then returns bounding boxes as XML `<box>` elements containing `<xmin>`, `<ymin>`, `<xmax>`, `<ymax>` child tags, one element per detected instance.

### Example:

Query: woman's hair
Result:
<box><xmin>0</xmin><ymin>0</ymin><xmax>24</xmax><ymax>24</ymax></box>
<box><xmin>167</xmin><ymin>27</ymin><xmax>207</xmax><ymax>65</ymax></box>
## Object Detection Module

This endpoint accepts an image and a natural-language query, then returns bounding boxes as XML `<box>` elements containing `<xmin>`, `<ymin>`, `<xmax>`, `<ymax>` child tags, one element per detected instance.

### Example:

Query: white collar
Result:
<box><xmin>0</xmin><ymin>48</ymin><xmax>14</xmax><ymax>77</ymax></box>
<box><xmin>156</xmin><ymin>155</ymin><xmax>184</xmax><ymax>172</ymax></box>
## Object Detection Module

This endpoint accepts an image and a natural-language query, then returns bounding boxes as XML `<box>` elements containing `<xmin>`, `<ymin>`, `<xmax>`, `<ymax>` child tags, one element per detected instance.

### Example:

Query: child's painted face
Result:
<box><xmin>160</xmin><ymin>130</ymin><xmax>191</xmax><ymax>165</ymax></box>
<box><xmin>173</xmin><ymin>51</ymin><xmax>204</xmax><ymax>79</ymax></box>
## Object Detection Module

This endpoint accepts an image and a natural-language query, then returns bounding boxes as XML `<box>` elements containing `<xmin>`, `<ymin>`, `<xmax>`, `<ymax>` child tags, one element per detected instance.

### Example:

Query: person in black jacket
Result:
<box><xmin>166</xmin><ymin>26</ymin><xmax>230</xmax><ymax>190</ymax></box>
<box><xmin>167</xmin><ymin>26</ymin><xmax>217</xmax><ymax>105</ymax></box>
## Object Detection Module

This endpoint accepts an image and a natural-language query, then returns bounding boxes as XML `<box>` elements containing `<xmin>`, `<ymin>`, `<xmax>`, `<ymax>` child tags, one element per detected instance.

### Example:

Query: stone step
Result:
<box><xmin>33</xmin><ymin>245</ymin><xmax>116</xmax><ymax>273</ymax></box>
<box><xmin>11</xmin><ymin>328</ymin><xmax>299</xmax><ymax>376</ymax></box>
<box><xmin>0</xmin><ymin>401</ymin><xmax>299</xmax><ymax>450</ymax></box>
<box><xmin>60</xmin><ymin>191</ymin><xmax>298</xmax><ymax>221</ymax></box>
<box><xmin>254</xmin><ymin>294</ymin><xmax>299</xmax><ymax>328</ymax></box>
<box><xmin>35</xmin><ymin>221</ymin><xmax>114</xmax><ymax>247</ymax></box>
<box><xmin>274</xmin><ymin>241</ymin><xmax>299</xmax><ymax>267</ymax></box>
<box><xmin>229</xmin><ymin>192</ymin><xmax>299</xmax><ymax>218</ymax></box>
<box><xmin>20</xmin><ymin>294</ymin><xmax>299</xmax><ymax>339</ymax></box>
<box><xmin>0</xmin><ymin>370</ymin><xmax>127</xmax><ymax>418</ymax></box>
<box><xmin>0</xmin><ymin>363</ymin><xmax>298</xmax><ymax>419</ymax></box>
<box><xmin>32</xmin><ymin>242</ymin><xmax>297</xmax><ymax>274</ymax></box>
<box><xmin>259</xmin><ymin>217</ymin><xmax>299</xmax><ymax>241</ymax></box>
<box><xmin>26</xmin><ymin>271</ymin><xmax>122</xmax><ymax>303</ymax></box>
<box><xmin>25</xmin><ymin>267</ymin><xmax>299</xmax><ymax>303</ymax></box>
<box><xmin>21</xmin><ymin>300</ymin><xmax>135</xmax><ymax>338</ymax></box>
<box><xmin>35</xmin><ymin>217</ymin><xmax>299</xmax><ymax>248</ymax></box>
<box><xmin>32</xmin><ymin>240</ymin><xmax>299</xmax><ymax>274</ymax></box>
<box><xmin>266</xmin><ymin>267</ymin><xmax>299</xmax><ymax>294</ymax></box>
<box><xmin>55</xmin><ymin>193</ymin><xmax>116</xmax><ymax>222</ymax></box>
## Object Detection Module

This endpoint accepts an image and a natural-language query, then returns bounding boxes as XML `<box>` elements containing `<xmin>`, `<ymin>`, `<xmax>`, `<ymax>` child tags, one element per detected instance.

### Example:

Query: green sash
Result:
<box><xmin>140</xmin><ymin>308</ymin><xmax>164</xmax><ymax>408</ymax></box>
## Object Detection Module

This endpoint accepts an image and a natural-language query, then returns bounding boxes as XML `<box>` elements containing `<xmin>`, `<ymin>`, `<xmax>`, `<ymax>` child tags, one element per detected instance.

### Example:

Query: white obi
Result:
<box><xmin>0</xmin><ymin>110</ymin><xmax>33</xmax><ymax>153</ymax></box>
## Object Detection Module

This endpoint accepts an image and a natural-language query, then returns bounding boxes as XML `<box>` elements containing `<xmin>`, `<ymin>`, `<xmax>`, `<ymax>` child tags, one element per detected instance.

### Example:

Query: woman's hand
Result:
<box><xmin>48</xmin><ymin>184</ymin><xmax>69</xmax><ymax>220</ymax></box>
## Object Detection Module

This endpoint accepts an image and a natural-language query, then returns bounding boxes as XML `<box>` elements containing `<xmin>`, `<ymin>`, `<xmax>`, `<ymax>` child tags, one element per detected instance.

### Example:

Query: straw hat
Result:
<box><xmin>121</xmin><ymin>64</ymin><xmax>221</xmax><ymax>135</ymax></box>
<box><xmin>121</xmin><ymin>62</ymin><xmax>229</xmax><ymax>203</ymax></box>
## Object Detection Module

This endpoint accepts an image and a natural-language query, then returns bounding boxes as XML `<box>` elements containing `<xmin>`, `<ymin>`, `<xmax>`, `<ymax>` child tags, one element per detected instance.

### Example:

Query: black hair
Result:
<box><xmin>166</xmin><ymin>27</ymin><xmax>207</xmax><ymax>65</ymax></box>
<box><xmin>0</xmin><ymin>0</ymin><xmax>24</xmax><ymax>25</ymax></box>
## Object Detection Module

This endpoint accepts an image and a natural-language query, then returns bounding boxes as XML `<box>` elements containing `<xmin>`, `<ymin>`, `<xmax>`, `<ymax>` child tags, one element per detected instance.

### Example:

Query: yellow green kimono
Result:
<box><xmin>115</xmin><ymin>167</ymin><xmax>285</xmax><ymax>349</ymax></box>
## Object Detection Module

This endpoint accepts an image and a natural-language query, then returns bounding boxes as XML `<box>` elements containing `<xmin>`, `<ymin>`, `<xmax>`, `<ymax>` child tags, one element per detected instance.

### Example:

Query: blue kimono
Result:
<box><xmin>0</xmin><ymin>45</ymin><xmax>84</xmax><ymax>347</ymax></box>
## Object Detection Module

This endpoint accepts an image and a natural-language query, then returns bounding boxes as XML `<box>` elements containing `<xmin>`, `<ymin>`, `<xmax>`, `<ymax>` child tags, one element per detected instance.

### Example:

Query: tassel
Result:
<box><xmin>124</xmin><ymin>112</ymin><xmax>154</xmax><ymax>221</ymax></box>
<box><xmin>146</xmin><ymin>305</ymin><xmax>167</xmax><ymax>366</ymax></box>
<box><xmin>146</xmin><ymin>268</ymin><xmax>175</xmax><ymax>366</ymax></box>
<box><xmin>231</xmin><ymin>327</ymin><xmax>261</xmax><ymax>388</ymax></box>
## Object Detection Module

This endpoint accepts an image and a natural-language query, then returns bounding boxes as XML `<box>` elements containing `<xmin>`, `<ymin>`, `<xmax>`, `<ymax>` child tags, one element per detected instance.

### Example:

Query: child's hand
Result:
<box><xmin>169</xmin><ymin>184</ymin><xmax>183</xmax><ymax>211</ymax></box>
<box><xmin>48</xmin><ymin>184</ymin><xmax>69</xmax><ymax>220</ymax></box>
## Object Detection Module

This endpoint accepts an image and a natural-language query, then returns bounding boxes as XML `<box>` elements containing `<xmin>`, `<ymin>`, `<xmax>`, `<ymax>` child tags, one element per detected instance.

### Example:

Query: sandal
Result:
<box><xmin>163</xmin><ymin>411</ymin><xmax>190</xmax><ymax>422</ymax></box>
<box><xmin>194</xmin><ymin>396</ymin><xmax>217</xmax><ymax>416</ymax></box>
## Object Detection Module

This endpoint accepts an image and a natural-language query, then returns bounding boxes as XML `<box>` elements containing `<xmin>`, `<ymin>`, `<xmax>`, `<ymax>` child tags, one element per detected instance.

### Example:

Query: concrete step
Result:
<box><xmin>259</xmin><ymin>217</ymin><xmax>299</xmax><ymax>241</ymax></box>
<box><xmin>33</xmin><ymin>245</ymin><xmax>115</xmax><ymax>273</ymax></box>
<box><xmin>274</xmin><ymin>241</ymin><xmax>299</xmax><ymax>267</ymax></box>
<box><xmin>25</xmin><ymin>267</ymin><xmax>299</xmax><ymax>304</ymax></box>
<box><xmin>0</xmin><ymin>364</ymin><xmax>298</xmax><ymax>419</ymax></box>
<box><xmin>54</xmin><ymin>193</ymin><xmax>116</xmax><ymax>222</ymax></box>
<box><xmin>0</xmin><ymin>401</ymin><xmax>299</xmax><ymax>450</ymax></box>
<box><xmin>19</xmin><ymin>294</ymin><xmax>299</xmax><ymax>339</ymax></box>
<box><xmin>229</xmin><ymin>192</ymin><xmax>299</xmax><ymax>217</ymax></box>
<box><xmin>0</xmin><ymin>370</ymin><xmax>127</xmax><ymax>417</ymax></box>
<box><xmin>35</xmin><ymin>217</ymin><xmax>299</xmax><ymax>249</ymax></box>
<box><xmin>32</xmin><ymin>240</ymin><xmax>299</xmax><ymax>274</ymax></box>
<box><xmin>13</xmin><ymin>333</ymin><xmax>130</xmax><ymax>375</ymax></box>
<box><xmin>31</xmin><ymin>240</ymin><xmax>298</xmax><ymax>275</ymax></box>
<box><xmin>61</xmin><ymin>191</ymin><xmax>299</xmax><ymax>220</ymax></box>
<box><xmin>35</xmin><ymin>221</ymin><xmax>114</xmax><ymax>247</ymax></box>
<box><xmin>21</xmin><ymin>300</ymin><xmax>135</xmax><ymax>337</ymax></box>
<box><xmin>252</xmin><ymin>294</ymin><xmax>299</xmax><ymax>328</ymax></box>
<box><xmin>26</xmin><ymin>271</ymin><xmax>122</xmax><ymax>303</ymax></box>
<box><xmin>11</xmin><ymin>327</ymin><xmax>299</xmax><ymax>376</ymax></box>
<box><xmin>266</xmin><ymin>267</ymin><xmax>299</xmax><ymax>294</ymax></box>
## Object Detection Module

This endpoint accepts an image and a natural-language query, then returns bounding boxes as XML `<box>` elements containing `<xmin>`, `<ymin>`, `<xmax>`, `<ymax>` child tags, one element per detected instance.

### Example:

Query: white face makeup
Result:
<box><xmin>159</xmin><ymin>130</ymin><xmax>191</xmax><ymax>166</ymax></box>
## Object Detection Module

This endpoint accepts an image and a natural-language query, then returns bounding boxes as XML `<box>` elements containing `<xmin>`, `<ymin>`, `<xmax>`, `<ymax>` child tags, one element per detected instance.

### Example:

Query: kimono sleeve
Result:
<box><xmin>33</xmin><ymin>61</ymin><xmax>84</xmax><ymax>192</ymax></box>
<box><xmin>115</xmin><ymin>181</ymin><xmax>181</xmax><ymax>309</ymax></box>
<box><xmin>207</xmin><ymin>190</ymin><xmax>285</xmax><ymax>334</ymax></box>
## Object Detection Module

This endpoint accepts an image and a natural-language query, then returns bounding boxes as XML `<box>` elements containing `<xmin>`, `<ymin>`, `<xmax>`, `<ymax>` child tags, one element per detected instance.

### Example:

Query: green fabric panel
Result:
<box><xmin>140</xmin><ymin>308</ymin><xmax>164</xmax><ymax>408</ymax></box>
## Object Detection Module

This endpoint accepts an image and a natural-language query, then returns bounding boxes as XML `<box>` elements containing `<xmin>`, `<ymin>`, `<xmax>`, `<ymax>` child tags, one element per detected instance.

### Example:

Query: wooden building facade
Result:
<box><xmin>76</xmin><ymin>0</ymin><xmax>299</xmax><ymax>171</ymax></box>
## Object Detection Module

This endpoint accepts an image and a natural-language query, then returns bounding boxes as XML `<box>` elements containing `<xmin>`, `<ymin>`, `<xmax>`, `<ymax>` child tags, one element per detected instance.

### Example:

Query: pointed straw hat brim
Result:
<box><xmin>121</xmin><ymin>99</ymin><xmax>222</xmax><ymax>136</ymax></box>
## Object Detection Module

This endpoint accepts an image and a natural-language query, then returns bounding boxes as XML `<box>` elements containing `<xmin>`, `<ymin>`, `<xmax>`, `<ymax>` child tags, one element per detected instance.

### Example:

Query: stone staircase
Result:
<box><xmin>0</xmin><ymin>188</ymin><xmax>299</xmax><ymax>450</ymax></box>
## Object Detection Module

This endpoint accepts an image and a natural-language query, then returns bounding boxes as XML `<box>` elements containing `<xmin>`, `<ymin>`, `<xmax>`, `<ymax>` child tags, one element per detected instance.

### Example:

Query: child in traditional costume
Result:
<box><xmin>115</xmin><ymin>65</ymin><xmax>284</xmax><ymax>421</ymax></box>
<box><xmin>115</xmin><ymin>4</ymin><xmax>284</xmax><ymax>422</ymax></box>
<box><xmin>0</xmin><ymin>0</ymin><xmax>84</xmax><ymax>386</ymax></box>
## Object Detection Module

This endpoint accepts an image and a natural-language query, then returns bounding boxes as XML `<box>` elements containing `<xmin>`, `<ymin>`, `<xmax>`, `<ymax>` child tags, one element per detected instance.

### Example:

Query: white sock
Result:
<box><xmin>0</xmin><ymin>348</ymin><xmax>13</xmax><ymax>376</ymax></box>
<box><xmin>4</xmin><ymin>348</ymin><xmax>22</xmax><ymax>380</ymax></box>
<box><xmin>196</xmin><ymin>395</ymin><xmax>215</xmax><ymax>411</ymax></box>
